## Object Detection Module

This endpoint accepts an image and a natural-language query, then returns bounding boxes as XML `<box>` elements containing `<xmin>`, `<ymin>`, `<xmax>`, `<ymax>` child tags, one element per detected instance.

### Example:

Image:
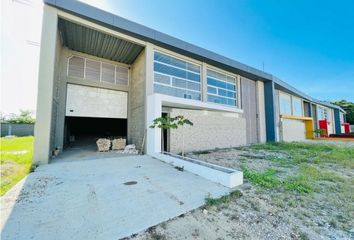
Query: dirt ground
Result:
<box><xmin>127</xmin><ymin>141</ymin><xmax>354</xmax><ymax>240</ymax></box>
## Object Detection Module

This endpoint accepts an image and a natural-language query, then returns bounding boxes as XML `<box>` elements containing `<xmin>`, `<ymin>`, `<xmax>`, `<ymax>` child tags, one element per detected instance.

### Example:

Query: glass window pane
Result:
<box><xmin>153</xmin><ymin>51</ymin><xmax>201</xmax><ymax>101</ymax></box>
<box><xmin>207</xmin><ymin>86</ymin><xmax>217</xmax><ymax>94</ymax></box>
<box><xmin>279</xmin><ymin>93</ymin><xmax>291</xmax><ymax>115</ymax></box>
<box><xmin>154</xmin><ymin>52</ymin><xmax>186</xmax><ymax>69</ymax></box>
<box><xmin>207</xmin><ymin>78</ymin><xmax>227</xmax><ymax>89</ymax></box>
<box><xmin>154</xmin><ymin>73</ymin><xmax>170</xmax><ymax>85</ymax></box>
<box><xmin>172</xmin><ymin>78</ymin><xmax>187</xmax><ymax>89</ymax></box>
<box><xmin>207</xmin><ymin>69</ymin><xmax>237</xmax><ymax>106</ymax></box>
<box><xmin>292</xmin><ymin>97</ymin><xmax>302</xmax><ymax>116</ymax></box>
<box><xmin>154</xmin><ymin>62</ymin><xmax>187</xmax><ymax>79</ymax></box>
<box><xmin>218</xmin><ymin>89</ymin><xmax>227</xmax><ymax>97</ymax></box>
<box><xmin>226</xmin><ymin>83</ymin><xmax>235</xmax><ymax>91</ymax></box>
<box><xmin>187</xmin><ymin>62</ymin><xmax>201</xmax><ymax>73</ymax></box>
<box><xmin>227</xmin><ymin>91</ymin><xmax>236</xmax><ymax>98</ymax></box>
<box><xmin>187</xmin><ymin>81</ymin><xmax>200</xmax><ymax>91</ymax></box>
<box><xmin>187</xmin><ymin>72</ymin><xmax>200</xmax><ymax>82</ymax></box>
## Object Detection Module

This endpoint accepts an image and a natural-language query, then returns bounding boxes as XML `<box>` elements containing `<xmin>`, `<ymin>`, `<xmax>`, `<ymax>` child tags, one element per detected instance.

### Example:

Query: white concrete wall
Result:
<box><xmin>281</xmin><ymin>119</ymin><xmax>306</xmax><ymax>142</ymax></box>
<box><xmin>256</xmin><ymin>81</ymin><xmax>266</xmax><ymax>143</ymax></box>
<box><xmin>168</xmin><ymin>108</ymin><xmax>246</xmax><ymax>153</ymax></box>
<box><xmin>33</xmin><ymin>5</ymin><xmax>58</xmax><ymax>164</ymax></box>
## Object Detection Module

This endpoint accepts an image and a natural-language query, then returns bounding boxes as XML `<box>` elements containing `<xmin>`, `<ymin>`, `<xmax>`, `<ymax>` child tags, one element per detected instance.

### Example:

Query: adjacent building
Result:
<box><xmin>33</xmin><ymin>0</ymin><xmax>346</xmax><ymax>164</ymax></box>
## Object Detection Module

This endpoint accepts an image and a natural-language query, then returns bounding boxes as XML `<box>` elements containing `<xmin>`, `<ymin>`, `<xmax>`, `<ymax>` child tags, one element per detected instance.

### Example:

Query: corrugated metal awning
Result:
<box><xmin>58</xmin><ymin>19</ymin><xmax>144</xmax><ymax>64</ymax></box>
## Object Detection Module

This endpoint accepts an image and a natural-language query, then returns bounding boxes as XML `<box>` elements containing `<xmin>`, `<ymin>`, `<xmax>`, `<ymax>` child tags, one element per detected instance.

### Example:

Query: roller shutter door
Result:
<box><xmin>65</xmin><ymin>84</ymin><xmax>127</xmax><ymax>119</ymax></box>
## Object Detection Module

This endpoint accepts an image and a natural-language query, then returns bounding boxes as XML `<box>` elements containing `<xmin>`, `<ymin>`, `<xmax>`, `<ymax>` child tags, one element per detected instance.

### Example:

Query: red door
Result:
<box><xmin>318</xmin><ymin>120</ymin><xmax>329</xmax><ymax>137</ymax></box>
<box><xmin>343</xmin><ymin>123</ymin><xmax>350</xmax><ymax>134</ymax></box>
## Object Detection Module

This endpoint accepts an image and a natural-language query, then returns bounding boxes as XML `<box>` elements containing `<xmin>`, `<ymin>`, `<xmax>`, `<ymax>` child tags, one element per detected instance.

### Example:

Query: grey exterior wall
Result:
<box><xmin>168</xmin><ymin>108</ymin><xmax>246</xmax><ymax>153</ymax></box>
<box><xmin>50</xmin><ymin>32</ymin><xmax>62</xmax><ymax>152</ymax></box>
<box><xmin>50</xmin><ymin>44</ymin><xmax>136</xmax><ymax>154</ymax></box>
<box><xmin>274</xmin><ymin>89</ymin><xmax>281</xmax><ymax>140</ymax></box>
<box><xmin>1</xmin><ymin>123</ymin><xmax>35</xmax><ymax>137</ymax></box>
<box><xmin>128</xmin><ymin>50</ymin><xmax>146</xmax><ymax>150</ymax></box>
<box><xmin>241</xmin><ymin>77</ymin><xmax>258</xmax><ymax>144</ymax></box>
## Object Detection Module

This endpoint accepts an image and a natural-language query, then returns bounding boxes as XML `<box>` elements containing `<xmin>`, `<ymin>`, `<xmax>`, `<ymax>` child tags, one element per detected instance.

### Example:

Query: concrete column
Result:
<box><xmin>264</xmin><ymin>80</ymin><xmax>277</xmax><ymax>142</ymax></box>
<box><xmin>146</xmin><ymin>95</ymin><xmax>162</xmax><ymax>155</ymax></box>
<box><xmin>33</xmin><ymin>5</ymin><xmax>58</xmax><ymax>164</ymax></box>
<box><xmin>145</xmin><ymin>43</ymin><xmax>154</xmax><ymax>96</ymax></box>
<box><xmin>334</xmin><ymin>109</ymin><xmax>341</xmax><ymax>134</ymax></box>
<box><xmin>256</xmin><ymin>81</ymin><xmax>266</xmax><ymax>143</ymax></box>
<box><xmin>145</xmin><ymin>43</ymin><xmax>155</xmax><ymax>154</ymax></box>
<box><xmin>201</xmin><ymin>62</ymin><xmax>207</xmax><ymax>102</ymax></box>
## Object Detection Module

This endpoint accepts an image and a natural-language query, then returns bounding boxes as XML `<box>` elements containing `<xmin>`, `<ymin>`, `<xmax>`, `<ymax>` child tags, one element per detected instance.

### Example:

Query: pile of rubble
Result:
<box><xmin>96</xmin><ymin>138</ymin><xmax>139</xmax><ymax>154</ymax></box>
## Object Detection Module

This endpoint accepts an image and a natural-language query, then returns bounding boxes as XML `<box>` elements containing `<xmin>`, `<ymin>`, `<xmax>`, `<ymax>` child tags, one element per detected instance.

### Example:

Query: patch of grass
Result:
<box><xmin>204</xmin><ymin>190</ymin><xmax>243</xmax><ymax>208</ymax></box>
<box><xmin>241</xmin><ymin>166</ymin><xmax>281</xmax><ymax>189</ymax></box>
<box><xmin>0</xmin><ymin>136</ymin><xmax>33</xmax><ymax>196</ymax></box>
<box><xmin>251</xmin><ymin>142</ymin><xmax>354</xmax><ymax>168</ymax></box>
<box><xmin>241</xmin><ymin>164</ymin><xmax>338</xmax><ymax>193</ymax></box>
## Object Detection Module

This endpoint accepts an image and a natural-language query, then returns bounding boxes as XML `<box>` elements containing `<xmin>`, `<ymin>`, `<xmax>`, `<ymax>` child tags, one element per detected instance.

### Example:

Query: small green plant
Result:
<box><xmin>313</xmin><ymin>128</ymin><xmax>327</xmax><ymax>136</ymax></box>
<box><xmin>150</xmin><ymin>115</ymin><xmax>193</xmax><ymax>156</ymax></box>
<box><xmin>241</xmin><ymin>166</ymin><xmax>281</xmax><ymax>189</ymax></box>
<box><xmin>204</xmin><ymin>190</ymin><xmax>242</xmax><ymax>208</ymax></box>
<box><xmin>241</xmin><ymin>165</ymin><xmax>313</xmax><ymax>193</ymax></box>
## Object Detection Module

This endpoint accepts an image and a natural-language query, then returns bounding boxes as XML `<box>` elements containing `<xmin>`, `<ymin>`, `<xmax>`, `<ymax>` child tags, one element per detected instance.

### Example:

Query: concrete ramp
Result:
<box><xmin>1</xmin><ymin>155</ymin><xmax>228</xmax><ymax>240</ymax></box>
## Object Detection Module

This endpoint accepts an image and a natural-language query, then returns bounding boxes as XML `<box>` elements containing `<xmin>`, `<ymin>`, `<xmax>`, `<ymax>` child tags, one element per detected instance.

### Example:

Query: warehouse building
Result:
<box><xmin>33</xmin><ymin>0</ymin><xmax>346</xmax><ymax>164</ymax></box>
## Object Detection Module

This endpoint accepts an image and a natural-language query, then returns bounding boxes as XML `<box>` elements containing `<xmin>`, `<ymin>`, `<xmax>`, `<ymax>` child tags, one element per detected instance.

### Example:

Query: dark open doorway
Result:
<box><xmin>64</xmin><ymin>116</ymin><xmax>127</xmax><ymax>149</ymax></box>
<box><xmin>161</xmin><ymin>112</ymin><xmax>169</xmax><ymax>152</ymax></box>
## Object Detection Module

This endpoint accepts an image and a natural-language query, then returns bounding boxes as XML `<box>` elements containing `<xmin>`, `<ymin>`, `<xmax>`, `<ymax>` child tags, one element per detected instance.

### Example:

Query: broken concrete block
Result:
<box><xmin>112</xmin><ymin>138</ymin><xmax>126</xmax><ymax>150</ymax></box>
<box><xmin>96</xmin><ymin>138</ymin><xmax>111</xmax><ymax>152</ymax></box>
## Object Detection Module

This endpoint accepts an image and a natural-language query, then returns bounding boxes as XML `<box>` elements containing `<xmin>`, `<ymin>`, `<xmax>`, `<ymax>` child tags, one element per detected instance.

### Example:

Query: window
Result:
<box><xmin>207</xmin><ymin>69</ymin><xmax>237</xmax><ymax>106</ymax></box>
<box><xmin>279</xmin><ymin>92</ymin><xmax>291</xmax><ymax>115</ymax></box>
<box><xmin>292</xmin><ymin>97</ymin><xmax>302</xmax><ymax>117</ymax></box>
<box><xmin>153</xmin><ymin>51</ymin><xmax>201</xmax><ymax>100</ymax></box>
<box><xmin>340</xmin><ymin>112</ymin><xmax>344</xmax><ymax>123</ymax></box>
<box><xmin>67</xmin><ymin>56</ymin><xmax>129</xmax><ymax>85</ymax></box>
<box><xmin>317</xmin><ymin>106</ymin><xmax>328</xmax><ymax>120</ymax></box>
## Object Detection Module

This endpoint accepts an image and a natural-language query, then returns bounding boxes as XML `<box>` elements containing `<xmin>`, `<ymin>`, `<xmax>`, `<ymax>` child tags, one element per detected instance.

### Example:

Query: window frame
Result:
<box><xmin>67</xmin><ymin>54</ymin><xmax>130</xmax><ymax>86</ymax></box>
<box><xmin>279</xmin><ymin>91</ymin><xmax>292</xmax><ymax>115</ymax></box>
<box><xmin>278</xmin><ymin>91</ymin><xmax>304</xmax><ymax>117</ymax></box>
<box><xmin>291</xmin><ymin>96</ymin><xmax>303</xmax><ymax>117</ymax></box>
<box><xmin>317</xmin><ymin>105</ymin><xmax>328</xmax><ymax>120</ymax></box>
<box><xmin>205</xmin><ymin>65</ymin><xmax>240</xmax><ymax>108</ymax></box>
<box><xmin>153</xmin><ymin>50</ymin><xmax>202</xmax><ymax>101</ymax></box>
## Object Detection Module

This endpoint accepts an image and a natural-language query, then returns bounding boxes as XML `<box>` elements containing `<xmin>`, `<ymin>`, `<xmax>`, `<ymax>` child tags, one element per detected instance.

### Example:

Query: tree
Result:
<box><xmin>330</xmin><ymin>100</ymin><xmax>354</xmax><ymax>124</ymax></box>
<box><xmin>150</xmin><ymin>115</ymin><xmax>193</xmax><ymax>156</ymax></box>
<box><xmin>1</xmin><ymin>109</ymin><xmax>35</xmax><ymax>124</ymax></box>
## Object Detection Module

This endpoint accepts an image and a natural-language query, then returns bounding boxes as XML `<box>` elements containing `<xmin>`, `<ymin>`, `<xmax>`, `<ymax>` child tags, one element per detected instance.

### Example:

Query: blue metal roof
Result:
<box><xmin>45</xmin><ymin>0</ymin><xmax>344</xmax><ymax>112</ymax></box>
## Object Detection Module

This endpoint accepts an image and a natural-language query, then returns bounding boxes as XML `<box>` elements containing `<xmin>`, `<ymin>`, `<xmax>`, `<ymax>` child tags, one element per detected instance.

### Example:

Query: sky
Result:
<box><xmin>1</xmin><ymin>0</ymin><xmax>353</xmax><ymax>115</ymax></box>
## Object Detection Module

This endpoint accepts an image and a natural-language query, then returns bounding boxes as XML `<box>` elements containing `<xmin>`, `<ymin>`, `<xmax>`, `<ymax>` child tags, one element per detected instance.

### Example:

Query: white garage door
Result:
<box><xmin>66</xmin><ymin>84</ymin><xmax>127</xmax><ymax>118</ymax></box>
<box><xmin>281</xmin><ymin>119</ymin><xmax>306</xmax><ymax>142</ymax></box>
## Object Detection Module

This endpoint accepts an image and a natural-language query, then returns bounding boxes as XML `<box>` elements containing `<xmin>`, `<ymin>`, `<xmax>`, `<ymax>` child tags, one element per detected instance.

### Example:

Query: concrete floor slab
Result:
<box><xmin>0</xmin><ymin>155</ymin><xmax>229</xmax><ymax>240</ymax></box>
